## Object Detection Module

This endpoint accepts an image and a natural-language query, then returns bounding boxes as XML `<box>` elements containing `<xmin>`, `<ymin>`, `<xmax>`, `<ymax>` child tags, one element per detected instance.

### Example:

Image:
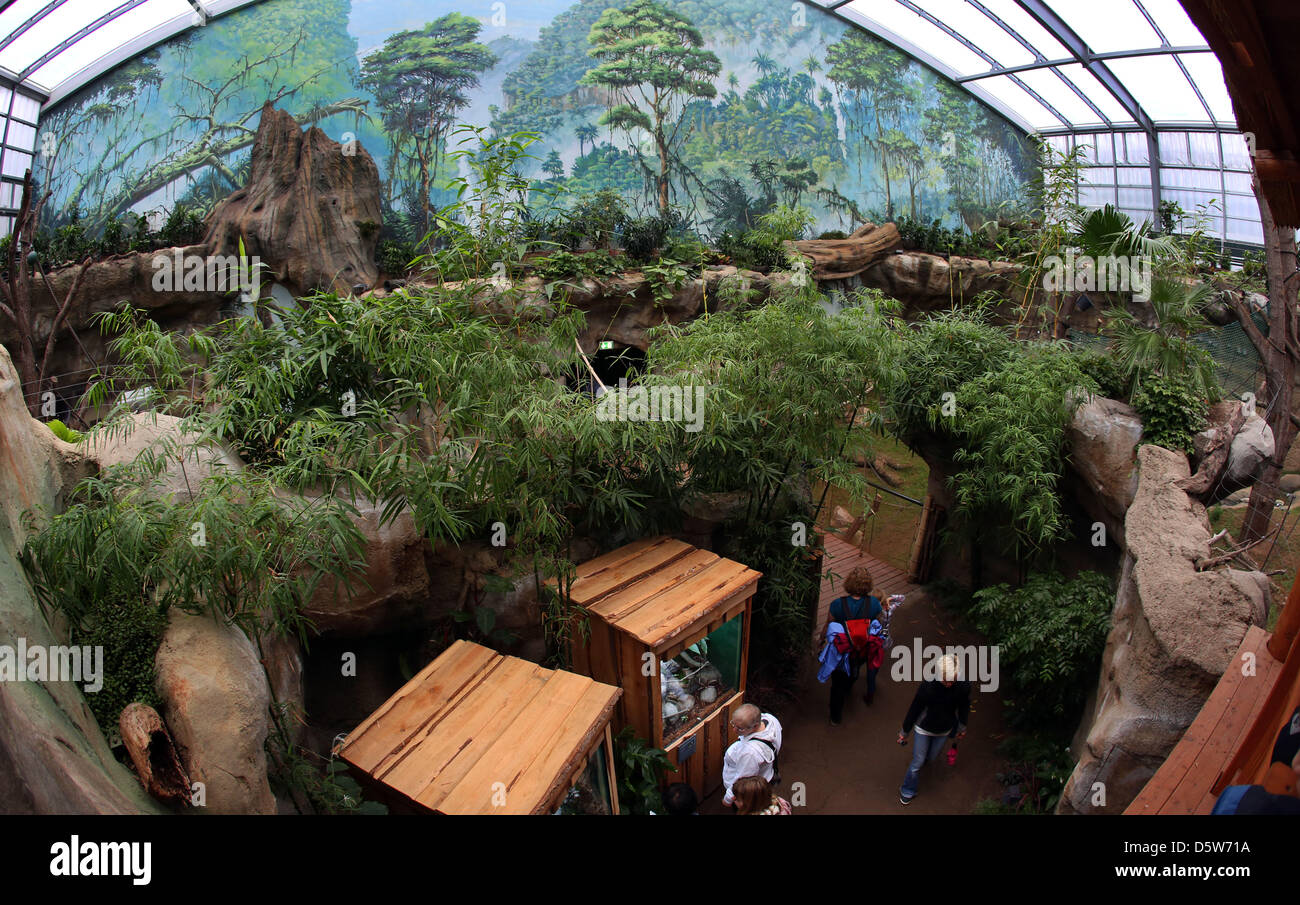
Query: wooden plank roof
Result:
<box><xmin>336</xmin><ymin>640</ymin><xmax>621</xmax><ymax>815</ymax></box>
<box><xmin>566</xmin><ymin>536</ymin><xmax>762</xmax><ymax>649</ymax></box>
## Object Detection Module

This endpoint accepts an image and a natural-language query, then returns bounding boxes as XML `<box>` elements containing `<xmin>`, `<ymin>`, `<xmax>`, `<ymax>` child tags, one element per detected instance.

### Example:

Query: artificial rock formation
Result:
<box><xmin>1065</xmin><ymin>396</ymin><xmax>1144</xmax><ymax>548</ymax></box>
<box><xmin>204</xmin><ymin>103</ymin><xmax>382</xmax><ymax>297</ymax></box>
<box><xmin>0</xmin><ymin>344</ymin><xmax>161</xmax><ymax>814</ymax></box>
<box><xmin>85</xmin><ymin>411</ymin><xmax>244</xmax><ymax>500</ymax></box>
<box><xmin>1058</xmin><ymin>445</ymin><xmax>1269</xmax><ymax>814</ymax></box>
<box><xmin>154</xmin><ymin>610</ymin><xmax>276</xmax><ymax>815</ymax></box>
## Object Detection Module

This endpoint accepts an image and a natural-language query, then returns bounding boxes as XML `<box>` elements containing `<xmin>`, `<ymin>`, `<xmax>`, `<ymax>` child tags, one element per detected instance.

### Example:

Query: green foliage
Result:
<box><xmin>270</xmin><ymin>749</ymin><xmax>388</xmax><ymax>815</ymax></box>
<box><xmin>613</xmin><ymin>727</ymin><xmax>675</xmax><ymax>815</ymax></box>
<box><xmin>717</xmin><ymin>227</ymin><xmax>790</xmax><ymax>272</ymax></box>
<box><xmin>1105</xmin><ymin>277</ymin><xmax>1219</xmax><ymax>402</ymax></box>
<box><xmin>418</xmin><ymin>126</ymin><xmax>541</xmax><ymax>280</ymax></box>
<box><xmin>620</xmin><ymin>213</ymin><xmax>677</xmax><ymax>262</ymax></box>
<box><xmin>46</xmin><ymin>419</ymin><xmax>83</xmax><ymax>443</ymax></box>
<box><xmin>529</xmin><ymin>249</ymin><xmax>625</xmax><ymax>284</ymax></box>
<box><xmin>968</xmin><ymin>571</ymin><xmax>1114</xmax><ymax>728</ymax></box>
<box><xmin>375</xmin><ymin>238</ymin><xmax>417</xmax><ymax>275</ymax></box>
<box><xmin>975</xmin><ymin>732</ymin><xmax>1075</xmax><ymax>814</ymax></box>
<box><xmin>887</xmin><ymin>310</ymin><xmax>1092</xmax><ymax>558</ymax></box>
<box><xmin>1072</xmin><ymin>349</ymin><xmax>1128</xmax><ymax>401</ymax></box>
<box><xmin>1131</xmin><ymin>374</ymin><xmax>1207</xmax><ymax>454</ymax></box>
<box><xmin>76</xmin><ymin>592</ymin><xmax>167</xmax><ymax>741</ymax></box>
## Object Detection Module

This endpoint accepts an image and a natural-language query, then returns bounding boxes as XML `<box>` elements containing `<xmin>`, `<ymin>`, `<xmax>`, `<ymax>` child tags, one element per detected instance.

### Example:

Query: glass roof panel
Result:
<box><xmin>1107</xmin><ymin>55</ymin><xmax>1208</xmax><ymax>122</ymax></box>
<box><xmin>25</xmin><ymin>0</ymin><xmax>193</xmax><ymax>91</ymax></box>
<box><xmin>975</xmin><ymin>74</ymin><xmax>1064</xmax><ymax>131</ymax></box>
<box><xmin>1014</xmin><ymin>67</ymin><xmax>1108</xmax><ymax>128</ymax></box>
<box><xmin>1137</xmin><ymin>0</ymin><xmax>1208</xmax><ymax>46</ymax></box>
<box><xmin>1054</xmin><ymin>64</ymin><xmax>1136</xmax><ymax>126</ymax></box>
<box><xmin>1045</xmin><ymin>0</ymin><xmax>1163</xmax><ymax>54</ymax></box>
<box><xmin>843</xmin><ymin>0</ymin><xmax>990</xmax><ymax>76</ymax></box>
<box><xmin>1177</xmin><ymin>52</ymin><xmax>1235</xmax><ymax>124</ymax></box>
<box><xmin>911</xmin><ymin>0</ymin><xmax>1036</xmax><ymax>70</ymax></box>
<box><xmin>972</xmin><ymin>0</ymin><xmax>1071</xmax><ymax>60</ymax></box>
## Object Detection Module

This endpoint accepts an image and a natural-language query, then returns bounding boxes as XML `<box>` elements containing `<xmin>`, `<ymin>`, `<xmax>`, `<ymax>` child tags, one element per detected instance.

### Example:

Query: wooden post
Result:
<box><xmin>1267</xmin><ymin>572</ymin><xmax>1300</xmax><ymax>662</ymax></box>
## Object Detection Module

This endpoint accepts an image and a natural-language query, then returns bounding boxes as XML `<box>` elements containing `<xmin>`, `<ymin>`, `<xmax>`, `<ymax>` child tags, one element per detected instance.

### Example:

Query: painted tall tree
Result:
<box><xmin>361</xmin><ymin>14</ymin><xmax>496</xmax><ymax>237</ymax></box>
<box><xmin>826</xmin><ymin>31</ymin><xmax>915</xmax><ymax>217</ymax></box>
<box><xmin>581</xmin><ymin>0</ymin><xmax>720</xmax><ymax>217</ymax></box>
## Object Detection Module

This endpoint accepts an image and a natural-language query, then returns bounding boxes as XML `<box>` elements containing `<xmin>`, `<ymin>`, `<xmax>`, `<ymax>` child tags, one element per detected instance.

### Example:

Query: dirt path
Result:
<box><xmin>702</xmin><ymin>589</ymin><xmax>1009</xmax><ymax>814</ymax></box>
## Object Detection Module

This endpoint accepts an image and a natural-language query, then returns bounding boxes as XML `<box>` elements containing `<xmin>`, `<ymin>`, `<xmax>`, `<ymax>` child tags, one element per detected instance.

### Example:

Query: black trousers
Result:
<box><xmin>829</xmin><ymin>666</ymin><xmax>858</xmax><ymax>722</ymax></box>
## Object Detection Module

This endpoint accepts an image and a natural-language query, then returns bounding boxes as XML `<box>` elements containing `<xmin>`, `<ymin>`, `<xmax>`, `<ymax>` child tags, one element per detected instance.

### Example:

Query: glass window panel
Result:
<box><xmin>1122</xmin><ymin>208</ymin><xmax>1155</xmax><ymax>228</ymax></box>
<box><xmin>1082</xmin><ymin>166</ymin><xmax>1116</xmax><ymax>187</ymax></box>
<box><xmin>1221</xmin><ymin>133</ymin><xmax>1253</xmax><ymax>170</ymax></box>
<box><xmin>1163</xmin><ymin>167</ymin><xmax>1221</xmax><ymax>190</ymax></box>
<box><xmin>1188</xmin><ymin>132</ymin><xmax>1221</xmax><ymax>168</ymax></box>
<box><xmin>660</xmin><ymin>615</ymin><xmax>743</xmax><ymax>744</ymax></box>
<box><xmin>1223</xmin><ymin>171</ymin><xmax>1253</xmax><ymax>194</ymax></box>
<box><xmin>9</xmin><ymin>93</ymin><xmax>40</xmax><ymax>125</ymax></box>
<box><xmin>0</xmin><ymin>216</ymin><xmax>12</xmax><ymax>238</ymax></box>
<box><xmin>1117</xmin><ymin>167</ymin><xmax>1151</xmax><ymax>187</ymax></box>
<box><xmin>1140</xmin><ymin>0</ymin><xmax>1211</xmax><ymax>46</ymax></box>
<box><xmin>1123</xmin><ymin>132</ymin><xmax>1150</xmax><ymax>165</ymax></box>
<box><xmin>1092</xmin><ymin>134</ymin><xmax>1115</xmax><ymax>165</ymax></box>
<box><xmin>845</xmin><ymin>0</ymin><xmax>989</xmax><ymax>76</ymax></box>
<box><xmin>1119</xmin><ymin>187</ymin><xmax>1153</xmax><ymax>209</ymax></box>
<box><xmin>1165</xmin><ymin>189</ymin><xmax>1220</xmax><ymax>212</ymax></box>
<box><xmin>1227</xmin><ymin>218</ymin><xmax>1263</xmax><ymax>244</ymax></box>
<box><xmin>1178</xmin><ymin>53</ymin><xmax>1236</xmax><ymax>124</ymax></box>
<box><xmin>1048</xmin><ymin>0</ymin><xmax>1161</xmax><ymax>53</ymax></box>
<box><xmin>1</xmin><ymin>149</ymin><xmax>31</xmax><ymax>178</ymax></box>
<box><xmin>1081</xmin><ymin>185</ymin><xmax>1117</xmax><ymax>207</ymax></box>
<box><xmin>1159</xmin><ymin>132</ymin><xmax>1191</xmax><ymax>166</ymax></box>
<box><xmin>5</xmin><ymin>121</ymin><xmax>36</xmax><ymax>151</ymax></box>
<box><xmin>0</xmin><ymin>181</ymin><xmax>16</xmax><ymax>208</ymax></box>
<box><xmin>0</xmin><ymin>87</ymin><xmax>11</xmax><ymax>113</ymax></box>
<box><xmin>968</xmin><ymin>75</ymin><xmax>1063</xmax><ymax>130</ymax></box>
<box><xmin>1108</xmin><ymin>56</ymin><xmax>1210</xmax><ymax>122</ymax></box>
<box><xmin>1226</xmin><ymin>194</ymin><xmax>1259</xmax><ymax>220</ymax></box>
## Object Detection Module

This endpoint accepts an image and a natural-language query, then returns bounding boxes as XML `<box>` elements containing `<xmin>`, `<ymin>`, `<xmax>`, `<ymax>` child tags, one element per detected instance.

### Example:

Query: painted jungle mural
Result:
<box><xmin>35</xmin><ymin>0</ymin><xmax>1035</xmax><ymax>243</ymax></box>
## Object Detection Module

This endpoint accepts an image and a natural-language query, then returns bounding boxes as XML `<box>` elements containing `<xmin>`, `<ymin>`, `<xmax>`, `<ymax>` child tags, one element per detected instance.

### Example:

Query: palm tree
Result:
<box><xmin>1107</xmin><ymin>276</ymin><xmax>1217</xmax><ymax>400</ymax></box>
<box><xmin>752</xmin><ymin>52</ymin><xmax>777</xmax><ymax>76</ymax></box>
<box><xmin>575</xmin><ymin>123</ymin><xmax>598</xmax><ymax>158</ymax></box>
<box><xmin>803</xmin><ymin>54</ymin><xmax>821</xmax><ymax>76</ymax></box>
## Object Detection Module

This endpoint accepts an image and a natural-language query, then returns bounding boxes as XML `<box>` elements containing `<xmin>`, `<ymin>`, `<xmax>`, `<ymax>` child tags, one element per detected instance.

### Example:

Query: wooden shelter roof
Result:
<box><xmin>336</xmin><ymin>640</ymin><xmax>621</xmax><ymax>815</ymax></box>
<box><xmin>567</xmin><ymin>536</ymin><xmax>762</xmax><ymax>650</ymax></box>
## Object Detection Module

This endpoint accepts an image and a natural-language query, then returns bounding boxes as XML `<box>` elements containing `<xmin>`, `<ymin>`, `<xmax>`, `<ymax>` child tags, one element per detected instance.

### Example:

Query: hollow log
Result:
<box><xmin>119</xmin><ymin>702</ymin><xmax>192</xmax><ymax>806</ymax></box>
<box><xmin>1178</xmin><ymin>404</ymin><xmax>1246</xmax><ymax>497</ymax></box>
<box><xmin>789</xmin><ymin>223</ymin><xmax>902</xmax><ymax>280</ymax></box>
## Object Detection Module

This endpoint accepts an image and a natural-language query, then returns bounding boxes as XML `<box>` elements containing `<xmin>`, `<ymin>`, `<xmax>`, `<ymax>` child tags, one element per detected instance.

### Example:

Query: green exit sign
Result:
<box><xmin>598</xmin><ymin>341</ymin><xmax>615</xmax><ymax>350</ymax></box>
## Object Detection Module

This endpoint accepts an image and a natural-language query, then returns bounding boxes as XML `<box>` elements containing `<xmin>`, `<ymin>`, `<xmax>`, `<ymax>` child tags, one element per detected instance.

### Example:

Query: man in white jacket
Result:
<box><xmin>721</xmin><ymin>703</ymin><xmax>783</xmax><ymax>806</ymax></box>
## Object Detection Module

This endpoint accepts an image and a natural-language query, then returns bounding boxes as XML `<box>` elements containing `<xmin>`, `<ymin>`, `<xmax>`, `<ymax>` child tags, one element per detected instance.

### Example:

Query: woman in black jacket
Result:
<box><xmin>897</xmin><ymin>653</ymin><xmax>970</xmax><ymax>805</ymax></box>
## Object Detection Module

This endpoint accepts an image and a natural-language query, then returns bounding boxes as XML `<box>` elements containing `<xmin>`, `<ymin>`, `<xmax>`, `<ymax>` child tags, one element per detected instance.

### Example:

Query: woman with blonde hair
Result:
<box><xmin>896</xmin><ymin>653</ymin><xmax>970</xmax><ymax>805</ymax></box>
<box><xmin>732</xmin><ymin>775</ymin><xmax>792</xmax><ymax>815</ymax></box>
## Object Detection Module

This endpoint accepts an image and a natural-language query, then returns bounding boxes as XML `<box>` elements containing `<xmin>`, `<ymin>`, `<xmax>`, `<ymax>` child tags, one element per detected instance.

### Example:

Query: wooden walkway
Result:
<box><xmin>813</xmin><ymin>533</ymin><xmax>921</xmax><ymax>648</ymax></box>
<box><xmin>1125</xmin><ymin>626</ymin><xmax>1282</xmax><ymax>814</ymax></box>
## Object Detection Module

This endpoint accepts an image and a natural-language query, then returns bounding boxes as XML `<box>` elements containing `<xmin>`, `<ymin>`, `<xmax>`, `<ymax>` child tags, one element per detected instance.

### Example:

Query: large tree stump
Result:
<box><xmin>119</xmin><ymin>702</ymin><xmax>191</xmax><ymax>806</ymax></box>
<box><xmin>203</xmin><ymin>103</ymin><xmax>382</xmax><ymax>297</ymax></box>
<box><xmin>789</xmin><ymin>223</ymin><xmax>902</xmax><ymax>280</ymax></box>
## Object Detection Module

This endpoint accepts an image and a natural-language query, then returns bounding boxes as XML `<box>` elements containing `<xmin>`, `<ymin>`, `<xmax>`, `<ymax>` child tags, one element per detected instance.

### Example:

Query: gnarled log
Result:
<box><xmin>789</xmin><ymin>223</ymin><xmax>902</xmax><ymax>280</ymax></box>
<box><xmin>1179</xmin><ymin>404</ymin><xmax>1246</xmax><ymax>498</ymax></box>
<box><xmin>119</xmin><ymin>702</ymin><xmax>191</xmax><ymax>806</ymax></box>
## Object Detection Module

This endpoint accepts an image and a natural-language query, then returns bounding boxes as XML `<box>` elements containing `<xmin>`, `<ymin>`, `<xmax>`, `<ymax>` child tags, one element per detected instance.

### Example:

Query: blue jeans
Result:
<box><xmin>900</xmin><ymin>732</ymin><xmax>949</xmax><ymax>800</ymax></box>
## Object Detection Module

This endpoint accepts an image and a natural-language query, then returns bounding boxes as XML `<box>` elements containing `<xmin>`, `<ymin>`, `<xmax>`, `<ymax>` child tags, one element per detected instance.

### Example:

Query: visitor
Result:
<box><xmin>731</xmin><ymin>775</ymin><xmax>792</xmax><ymax>815</ymax></box>
<box><xmin>824</xmin><ymin>566</ymin><xmax>883</xmax><ymax>725</ymax></box>
<box><xmin>661</xmin><ymin>782</ymin><xmax>699</xmax><ymax>816</ymax></box>
<box><xmin>721</xmin><ymin>703</ymin><xmax>783</xmax><ymax>807</ymax></box>
<box><xmin>897</xmin><ymin>653</ymin><xmax>970</xmax><ymax>805</ymax></box>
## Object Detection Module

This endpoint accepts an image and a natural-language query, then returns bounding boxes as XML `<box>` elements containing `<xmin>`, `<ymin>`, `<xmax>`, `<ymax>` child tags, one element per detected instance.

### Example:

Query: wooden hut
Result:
<box><xmin>336</xmin><ymin>640</ymin><xmax>621</xmax><ymax>814</ymax></box>
<box><xmin>565</xmin><ymin>536</ymin><xmax>761</xmax><ymax>799</ymax></box>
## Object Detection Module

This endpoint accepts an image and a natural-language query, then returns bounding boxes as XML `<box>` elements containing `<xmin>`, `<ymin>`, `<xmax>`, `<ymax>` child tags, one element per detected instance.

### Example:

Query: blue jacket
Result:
<box><xmin>817</xmin><ymin>621</ymin><xmax>851</xmax><ymax>683</ymax></box>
